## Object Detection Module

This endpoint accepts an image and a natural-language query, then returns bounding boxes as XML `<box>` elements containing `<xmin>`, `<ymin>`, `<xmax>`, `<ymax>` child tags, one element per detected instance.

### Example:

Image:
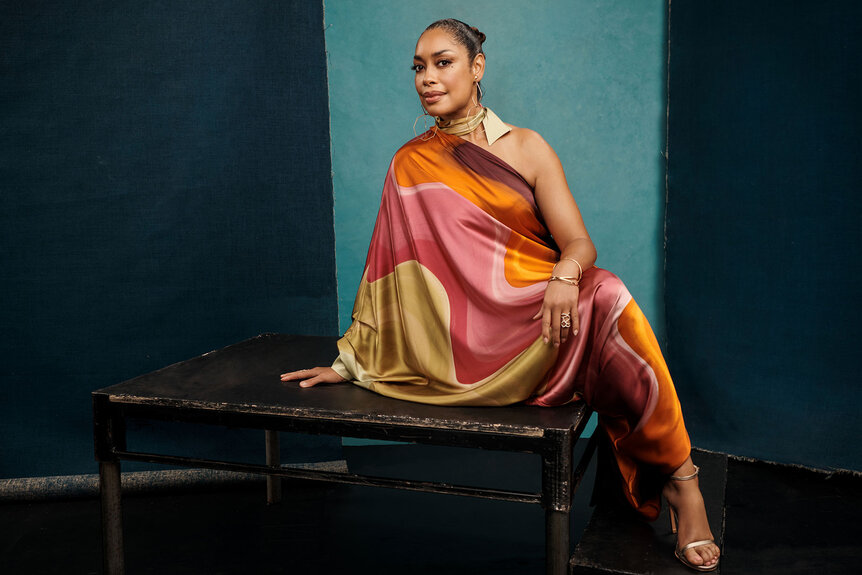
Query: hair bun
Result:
<box><xmin>470</xmin><ymin>26</ymin><xmax>486</xmax><ymax>44</ymax></box>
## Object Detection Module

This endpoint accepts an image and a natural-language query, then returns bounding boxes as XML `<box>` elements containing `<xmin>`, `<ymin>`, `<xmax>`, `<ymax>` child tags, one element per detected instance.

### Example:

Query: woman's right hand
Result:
<box><xmin>280</xmin><ymin>367</ymin><xmax>347</xmax><ymax>388</ymax></box>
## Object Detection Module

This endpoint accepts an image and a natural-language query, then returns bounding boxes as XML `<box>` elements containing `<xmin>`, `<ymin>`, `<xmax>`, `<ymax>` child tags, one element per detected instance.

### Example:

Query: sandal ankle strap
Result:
<box><xmin>670</xmin><ymin>464</ymin><xmax>700</xmax><ymax>481</ymax></box>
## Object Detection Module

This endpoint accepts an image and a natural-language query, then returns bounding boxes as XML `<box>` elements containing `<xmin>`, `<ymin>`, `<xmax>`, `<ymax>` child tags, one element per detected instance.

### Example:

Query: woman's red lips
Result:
<box><xmin>423</xmin><ymin>91</ymin><xmax>445</xmax><ymax>103</ymax></box>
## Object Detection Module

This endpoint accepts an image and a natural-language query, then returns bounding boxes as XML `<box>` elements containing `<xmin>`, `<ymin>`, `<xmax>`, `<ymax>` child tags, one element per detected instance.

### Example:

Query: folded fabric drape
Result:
<box><xmin>331</xmin><ymin>126</ymin><xmax>690</xmax><ymax>519</ymax></box>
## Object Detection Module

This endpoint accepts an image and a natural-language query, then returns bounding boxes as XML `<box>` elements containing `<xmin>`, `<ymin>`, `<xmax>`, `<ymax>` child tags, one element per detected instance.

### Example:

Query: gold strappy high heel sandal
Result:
<box><xmin>668</xmin><ymin>465</ymin><xmax>720</xmax><ymax>572</ymax></box>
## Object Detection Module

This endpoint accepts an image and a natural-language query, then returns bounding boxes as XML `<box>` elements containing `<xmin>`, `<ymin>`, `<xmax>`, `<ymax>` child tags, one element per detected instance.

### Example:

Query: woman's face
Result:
<box><xmin>413</xmin><ymin>28</ymin><xmax>484</xmax><ymax>121</ymax></box>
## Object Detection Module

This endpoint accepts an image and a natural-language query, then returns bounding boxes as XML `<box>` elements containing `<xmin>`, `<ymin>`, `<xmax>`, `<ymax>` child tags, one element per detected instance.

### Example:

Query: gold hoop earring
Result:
<box><xmin>476</xmin><ymin>82</ymin><xmax>484</xmax><ymax>102</ymax></box>
<box><xmin>466</xmin><ymin>96</ymin><xmax>482</xmax><ymax>118</ymax></box>
<box><xmin>466</xmin><ymin>82</ymin><xmax>484</xmax><ymax>116</ymax></box>
<box><xmin>413</xmin><ymin>108</ymin><xmax>437</xmax><ymax>140</ymax></box>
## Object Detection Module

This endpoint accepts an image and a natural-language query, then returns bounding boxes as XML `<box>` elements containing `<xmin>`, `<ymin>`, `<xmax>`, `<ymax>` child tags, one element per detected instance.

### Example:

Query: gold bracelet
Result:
<box><xmin>549</xmin><ymin>275</ymin><xmax>580</xmax><ymax>287</ymax></box>
<box><xmin>553</xmin><ymin>257</ymin><xmax>583</xmax><ymax>282</ymax></box>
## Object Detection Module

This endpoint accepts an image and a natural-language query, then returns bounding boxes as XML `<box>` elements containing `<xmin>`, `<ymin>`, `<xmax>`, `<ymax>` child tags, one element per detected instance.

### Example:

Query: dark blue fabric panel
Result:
<box><xmin>0</xmin><ymin>1</ymin><xmax>339</xmax><ymax>478</ymax></box>
<box><xmin>666</xmin><ymin>0</ymin><xmax>861</xmax><ymax>470</ymax></box>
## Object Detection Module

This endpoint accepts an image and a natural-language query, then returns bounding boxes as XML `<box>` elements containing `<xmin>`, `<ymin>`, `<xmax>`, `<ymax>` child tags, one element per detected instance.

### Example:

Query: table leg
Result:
<box><xmin>100</xmin><ymin>460</ymin><xmax>125</xmax><ymax>575</ymax></box>
<box><xmin>265</xmin><ymin>430</ymin><xmax>282</xmax><ymax>504</ymax></box>
<box><xmin>545</xmin><ymin>509</ymin><xmax>570</xmax><ymax>575</ymax></box>
<box><xmin>542</xmin><ymin>431</ymin><xmax>575</xmax><ymax>575</ymax></box>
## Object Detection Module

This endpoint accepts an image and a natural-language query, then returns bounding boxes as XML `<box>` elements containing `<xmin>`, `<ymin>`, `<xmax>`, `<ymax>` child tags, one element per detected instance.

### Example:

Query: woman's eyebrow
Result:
<box><xmin>413</xmin><ymin>49</ymin><xmax>456</xmax><ymax>61</ymax></box>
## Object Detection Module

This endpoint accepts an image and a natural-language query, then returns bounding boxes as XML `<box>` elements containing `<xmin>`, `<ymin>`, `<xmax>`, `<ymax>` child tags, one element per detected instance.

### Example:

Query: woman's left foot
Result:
<box><xmin>663</xmin><ymin>458</ymin><xmax>721</xmax><ymax>571</ymax></box>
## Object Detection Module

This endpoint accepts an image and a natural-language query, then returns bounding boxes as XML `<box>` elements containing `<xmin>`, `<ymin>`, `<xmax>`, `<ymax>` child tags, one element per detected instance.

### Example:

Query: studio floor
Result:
<box><xmin>2</xmin><ymin>443</ymin><xmax>860</xmax><ymax>574</ymax></box>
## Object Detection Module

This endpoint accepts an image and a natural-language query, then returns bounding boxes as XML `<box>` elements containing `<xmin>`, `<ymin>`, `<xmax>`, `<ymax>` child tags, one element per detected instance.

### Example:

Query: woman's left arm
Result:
<box><xmin>523</xmin><ymin>130</ymin><xmax>597</xmax><ymax>347</ymax></box>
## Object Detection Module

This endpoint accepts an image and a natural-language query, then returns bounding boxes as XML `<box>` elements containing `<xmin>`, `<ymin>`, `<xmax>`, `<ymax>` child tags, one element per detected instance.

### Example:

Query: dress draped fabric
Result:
<box><xmin>331</xmin><ymin>129</ymin><xmax>691</xmax><ymax>519</ymax></box>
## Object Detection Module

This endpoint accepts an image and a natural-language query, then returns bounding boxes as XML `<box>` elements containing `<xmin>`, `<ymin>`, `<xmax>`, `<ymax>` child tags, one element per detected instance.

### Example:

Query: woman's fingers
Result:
<box><xmin>279</xmin><ymin>367</ymin><xmax>345</xmax><ymax>387</ymax></box>
<box><xmin>553</xmin><ymin>307</ymin><xmax>565</xmax><ymax>347</ymax></box>
<box><xmin>299</xmin><ymin>375</ymin><xmax>325</xmax><ymax>388</ymax></box>
<box><xmin>533</xmin><ymin>305</ymin><xmax>551</xmax><ymax>343</ymax></box>
<box><xmin>541</xmin><ymin>308</ymin><xmax>581</xmax><ymax>347</ymax></box>
<box><xmin>535</xmin><ymin>307</ymin><xmax>570</xmax><ymax>346</ymax></box>
<box><xmin>560</xmin><ymin>310</ymin><xmax>570</xmax><ymax>345</ymax></box>
<box><xmin>536</xmin><ymin>284</ymin><xmax>582</xmax><ymax>346</ymax></box>
<box><xmin>538</xmin><ymin>281</ymin><xmax>582</xmax><ymax>346</ymax></box>
<box><xmin>560</xmin><ymin>308</ymin><xmax>581</xmax><ymax>344</ymax></box>
<box><xmin>540</xmin><ymin>308</ymin><xmax>552</xmax><ymax>344</ymax></box>
<box><xmin>280</xmin><ymin>368</ymin><xmax>320</xmax><ymax>381</ymax></box>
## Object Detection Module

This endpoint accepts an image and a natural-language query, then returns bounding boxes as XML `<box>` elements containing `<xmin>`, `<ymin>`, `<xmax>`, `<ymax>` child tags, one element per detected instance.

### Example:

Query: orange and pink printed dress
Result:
<box><xmin>330</xmin><ymin>127</ymin><xmax>691</xmax><ymax>520</ymax></box>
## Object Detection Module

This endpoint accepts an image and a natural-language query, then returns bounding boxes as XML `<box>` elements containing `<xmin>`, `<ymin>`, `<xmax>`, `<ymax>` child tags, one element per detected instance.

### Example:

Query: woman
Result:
<box><xmin>282</xmin><ymin>19</ymin><xmax>720</xmax><ymax>572</ymax></box>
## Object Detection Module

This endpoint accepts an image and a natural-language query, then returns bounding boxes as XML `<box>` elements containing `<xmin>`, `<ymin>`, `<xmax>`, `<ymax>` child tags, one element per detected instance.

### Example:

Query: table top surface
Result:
<box><xmin>93</xmin><ymin>334</ymin><xmax>589</xmax><ymax>437</ymax></box>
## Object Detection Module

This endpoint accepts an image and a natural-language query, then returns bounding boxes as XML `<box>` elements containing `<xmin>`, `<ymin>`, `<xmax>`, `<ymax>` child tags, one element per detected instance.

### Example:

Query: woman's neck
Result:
<box><xmin>437</xmin><ymin>106</ymin><xmax>479</xmax><ymax>123</ymax></box>
<box><xmin>436</xmin><ymin>106</ymin><xmax>486</xmax><ymax>140</ymax></box>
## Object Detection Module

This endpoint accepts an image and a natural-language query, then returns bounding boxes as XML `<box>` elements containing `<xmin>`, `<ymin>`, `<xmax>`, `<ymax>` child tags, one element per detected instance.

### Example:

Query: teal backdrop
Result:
<box><xmin>325</xmin><ymin>0</ymin><xmax>668</xmax><ymax>342</ymax></box>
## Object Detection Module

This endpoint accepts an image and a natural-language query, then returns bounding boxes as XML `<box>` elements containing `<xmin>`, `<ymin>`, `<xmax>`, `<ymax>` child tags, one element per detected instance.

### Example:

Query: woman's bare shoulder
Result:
<box><xmin>485</xmin><ymin>125</ymin><xmax>556</xmax><ymax>186</ymax></box>
<box><xmin>503</xmin><ymin>125</ymin><xmax>554</xmax><ymax>154</ymax></box>
<box><xmin>502</xmin><ymin>125</ymin><xmax>559</xmax><ymax>169</ymax></box>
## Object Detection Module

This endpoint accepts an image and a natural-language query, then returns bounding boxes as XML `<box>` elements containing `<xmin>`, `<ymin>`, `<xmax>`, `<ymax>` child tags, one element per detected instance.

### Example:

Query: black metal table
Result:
<box><xmin>93</xmin><ymin>333</ymin><xmax>595</xmax><ymax>574</ymax></box>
